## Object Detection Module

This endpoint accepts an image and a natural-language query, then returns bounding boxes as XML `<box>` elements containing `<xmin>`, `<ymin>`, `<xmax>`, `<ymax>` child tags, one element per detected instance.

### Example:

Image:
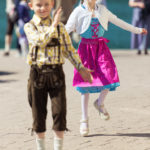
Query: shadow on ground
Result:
<box><xmin>0</xmin><ymin>80</ymin><xmax>18</xmax><ymax>83</ymax></box>
<box><xmin>0</xmin><ymin>71</ymin><xmax>18</xmax><ymax>83</ymax></box>
<box><xmin>86</xmin><ymin>133</ymin><xmax>150</xmax><ymax>138</ymax></box>
<box><xmin>0</xmin><ymin>71</ymin><xmax>17</xmax><ymax>76</ymax></box>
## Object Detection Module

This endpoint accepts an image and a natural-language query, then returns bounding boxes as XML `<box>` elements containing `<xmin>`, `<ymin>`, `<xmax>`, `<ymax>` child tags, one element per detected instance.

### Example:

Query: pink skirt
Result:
<box><xmin>73</xmin><ymin>37</ymin><xmax>120</xmax><ymax>87</ymax></box>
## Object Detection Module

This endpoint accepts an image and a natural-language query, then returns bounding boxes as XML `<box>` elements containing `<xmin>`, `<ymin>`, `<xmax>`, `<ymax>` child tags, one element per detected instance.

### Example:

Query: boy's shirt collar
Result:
<box><xmin>32</xmin><ymin>14</ymin><xmax>52</xmax><ymax>26</ymax></box>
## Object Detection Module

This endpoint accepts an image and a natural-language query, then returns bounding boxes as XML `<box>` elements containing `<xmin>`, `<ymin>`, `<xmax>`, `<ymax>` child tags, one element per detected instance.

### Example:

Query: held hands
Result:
<box><xmin>141</xmin><ymin>28</ymin><xmax>148</xmax><ymax>35</ymax></box>
<box><xmin>52</xmin><ymin>7</ymin><xmax>62</xmax><ymax>28</ymax></box>
<box><xmin>79</xmin><ymin>67</ymin><xmax>93</xmax><ymax>84</ymax></box>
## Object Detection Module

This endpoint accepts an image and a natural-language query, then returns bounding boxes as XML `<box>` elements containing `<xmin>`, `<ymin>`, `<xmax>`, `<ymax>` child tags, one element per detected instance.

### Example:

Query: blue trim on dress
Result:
<box><xmin>76</xmin><ymin>82</ymin><xmax>120</xmax><ymax>94</ymax></box>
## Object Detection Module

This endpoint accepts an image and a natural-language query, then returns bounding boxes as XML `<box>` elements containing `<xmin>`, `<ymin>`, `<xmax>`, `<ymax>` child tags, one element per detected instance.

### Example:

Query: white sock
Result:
<box><xmin>97</xmin><ymin>89</ymin><xmax>109</xmax><ymax>106</ymax></box>
<box><xmin>54</xmin><ymin>137</ymin><xmax>63</xmax><ymax>150</ymax></box>
<box><xmin>36</xmin><ymin>138</ymin><xmax>45</xmax><ymax>150</ymax></box>
<box><xmin>81</xmin><ymin>93</ymin><xmax>89</xmax><ymax>120</ymax></box>
<box><xmin>80</xmin><ymin>93</ymin><xmax>89</xmax><ymax>129</ymax></box>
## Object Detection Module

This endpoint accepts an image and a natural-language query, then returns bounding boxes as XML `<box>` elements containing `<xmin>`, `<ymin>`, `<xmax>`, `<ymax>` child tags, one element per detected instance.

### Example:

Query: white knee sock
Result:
<box><xmin>80</xmin><ymin>93</ymin><xmax>89</xmax><ymax>129</ymax></box>
<box><xmin>54</xmin><ymin>137</ymin><xmax>63</xmax><ymax>150</ymax></box>
<box><xmin>97</xmin><ymin>89</ymin><xmax>109</xmax><ymax>106</ymax></box>
<box><xmin>81</xmin><ymin>93</ymin><xmax>89</xmax><ymax>120</ymax></box>
<box><xmin>36</xmin><ymin>138</ymin><xmax>45</xmax><ymax>150</ymax></box>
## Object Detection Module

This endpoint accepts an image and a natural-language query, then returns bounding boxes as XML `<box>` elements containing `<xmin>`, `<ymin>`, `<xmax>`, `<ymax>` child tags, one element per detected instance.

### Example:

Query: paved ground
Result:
<box><xmin>0</xmin><ymin>50</ymin><xmax>150</xmax><ymax>150</ymax></box>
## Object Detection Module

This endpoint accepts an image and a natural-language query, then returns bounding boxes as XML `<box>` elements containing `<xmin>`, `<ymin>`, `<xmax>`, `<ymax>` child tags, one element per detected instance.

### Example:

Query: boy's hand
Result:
<box><xmin>141</xmin><ymin>28</ymin><xmax>148</xmax><ymax>35</ymax></box>
<box><xmin>79</xmin><ymin>67</ymin><xmax>93</xmax><ymax>84</ymax></box>
<box><xmin>52</xmin><ymin>7</ymin><xmax>62</xmax><ymax>28</ymax></box>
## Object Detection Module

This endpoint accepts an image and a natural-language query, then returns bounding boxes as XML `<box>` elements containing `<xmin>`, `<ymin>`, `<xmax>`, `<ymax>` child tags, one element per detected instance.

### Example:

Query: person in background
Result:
<box><xmin>129</xmin><ymin>0</ymin><xmax>150</xmax><ymax>55</ymax></box>
<box><xmin>4</xmin><ymin>0</ymin><xmax>20</xmax><ymax>56</ymax></box>
<box><xmin>52</xmin><ymin>0</ymin><xmax>80</xmax><ymax>49</ymax></box>
<box><xmin>66</xmin><ymin>0</ymin><xmax>147</xmax><ymax>137</ymax></box>
<box><xmin>53</xmin><ymin>0</ymin><xmax>77</xmax><ymax>24</ymax></box>
<box><xmin>17</xmin><ymin>0</ymin><xmax>30</xmax><ymax>57</ymax></box>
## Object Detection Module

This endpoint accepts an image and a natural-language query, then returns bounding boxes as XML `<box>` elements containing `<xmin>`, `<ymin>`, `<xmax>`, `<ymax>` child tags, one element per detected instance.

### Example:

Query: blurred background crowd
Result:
<box><xmin>0</xmin><ymin>0</ymin><xmax>150</xmax><ymax>56</ymax></box>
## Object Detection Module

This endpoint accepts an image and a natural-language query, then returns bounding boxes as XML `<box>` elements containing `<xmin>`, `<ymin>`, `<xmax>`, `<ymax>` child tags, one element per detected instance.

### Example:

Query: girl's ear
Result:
<box><xmin>28</xmin><ymin>2</ymin><xmax>33</xmax><ymax>10</ymax></box>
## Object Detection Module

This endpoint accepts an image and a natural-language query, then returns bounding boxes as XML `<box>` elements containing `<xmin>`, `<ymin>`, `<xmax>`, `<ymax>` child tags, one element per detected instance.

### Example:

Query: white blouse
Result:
<box><xmin>65</xmin><ymin>3</ymin><xmax>142</xmax><ymax>35</ymax></box>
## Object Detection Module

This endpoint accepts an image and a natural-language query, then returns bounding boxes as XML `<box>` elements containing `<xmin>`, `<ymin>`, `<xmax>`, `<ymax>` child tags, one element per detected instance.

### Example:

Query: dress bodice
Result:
<box><xmin>80</xmin><ymin>17</ymin><xmax>105</xmax><ymax>39</ymax></box>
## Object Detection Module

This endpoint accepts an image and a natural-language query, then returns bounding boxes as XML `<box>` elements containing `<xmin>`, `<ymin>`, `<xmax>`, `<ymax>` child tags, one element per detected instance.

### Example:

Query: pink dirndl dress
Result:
<box><xmin>73</xmin><ymin>18</ymin><xmax>120</xmax><ymax>93</ymax></box>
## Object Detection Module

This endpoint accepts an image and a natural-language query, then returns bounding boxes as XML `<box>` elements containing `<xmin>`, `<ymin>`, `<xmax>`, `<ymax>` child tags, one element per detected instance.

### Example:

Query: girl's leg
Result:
<box><xmin>94</xmin><ymin>89</ymin><xmax>110</xmax><ymax>120</ymax></box>
<box><xmin>36</xmin><ymin>132</ymin><xmax>46</xmax><ymax>150</ymax></box>
<box><xmin>97</xmin><ymin>89</ymin><xmax>109</xmax><ymax>108</ymax></box>
<box><xmin>81</xmin><ymin>93</ymin><xmax>89</xmax><ymax>121</ymax></box>
<box><xmin>53</xmin><ymin>131</ymin><xmax>64</xmax><ymax>150</ymax></box>
<box><xmin>80</xmin><ymin>93</ymin><xmax>89</xmax><ymax>136</ymax></box>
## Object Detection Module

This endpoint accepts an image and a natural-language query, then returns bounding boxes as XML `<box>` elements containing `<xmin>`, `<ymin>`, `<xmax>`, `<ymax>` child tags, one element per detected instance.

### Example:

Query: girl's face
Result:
<box><xmin>28</xmin><ymin>0</ymin><xmax>53</xmax><ymax>19</ymax></box>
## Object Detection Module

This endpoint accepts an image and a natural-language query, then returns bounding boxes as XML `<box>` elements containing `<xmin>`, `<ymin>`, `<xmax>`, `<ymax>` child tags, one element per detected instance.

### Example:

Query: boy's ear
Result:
<box><xmin>28</xmin><ymin>2</ymin><xmax>33</xmax><ymax>10</ymax></box>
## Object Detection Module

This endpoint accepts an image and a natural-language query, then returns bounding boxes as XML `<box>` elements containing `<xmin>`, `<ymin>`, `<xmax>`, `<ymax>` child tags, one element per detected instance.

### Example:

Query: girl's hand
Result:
<box><xmin>79</xmin><ymin>67</ymin><xmax>93</xmax><ymax>84</ymax></box>
<box><xmin>52</xmin><ymin>7</ymin><xmax>62</xmax><ymax>27</ymax></box>
<box><xmin>138</xmin><ymin>2</ymin><xmax>145</xmax><ymax>8</ymax></box>
<box><xmin>141</xmin><ymin>28</ymin><xmax>148</xmax><ymax>35</ymax></box>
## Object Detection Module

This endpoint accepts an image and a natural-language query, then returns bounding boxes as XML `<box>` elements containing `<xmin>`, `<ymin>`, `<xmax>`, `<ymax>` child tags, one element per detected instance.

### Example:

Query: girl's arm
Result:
<box><xmin>128</xmin><ymin>0</ymin><xmax>145</xmax><ymax>8</ymax></box>
<box><xmin>108</xmin><ymin>11</ymin><xmax>143</xmax><ymax>34</ymax></box>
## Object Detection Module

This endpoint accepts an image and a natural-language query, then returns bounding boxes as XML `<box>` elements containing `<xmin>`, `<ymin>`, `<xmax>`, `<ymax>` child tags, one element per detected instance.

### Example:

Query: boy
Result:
<box><xmin>24</xmin><ymin>0</ymin><xmax>93</xmax><ymax>150</ymax></box>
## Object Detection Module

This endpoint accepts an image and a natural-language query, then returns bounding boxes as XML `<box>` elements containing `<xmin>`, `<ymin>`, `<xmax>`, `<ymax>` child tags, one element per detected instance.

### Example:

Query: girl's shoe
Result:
<box><xmin>94</xmin><ymin>99</ymin><xmax>110</xmax><ymax>120</ymax></box>
<box><xmin>80</xmin><ymin>119</ymin><xmax>89</xmax><ymax>136</ymax></box>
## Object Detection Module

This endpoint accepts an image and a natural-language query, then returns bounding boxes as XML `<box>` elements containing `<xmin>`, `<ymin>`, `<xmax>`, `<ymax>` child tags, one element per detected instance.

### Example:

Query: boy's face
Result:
<box><xmin>28</xmin><ymin>0</ymin><xmax>53</xmax><ymax>19</ymax></box>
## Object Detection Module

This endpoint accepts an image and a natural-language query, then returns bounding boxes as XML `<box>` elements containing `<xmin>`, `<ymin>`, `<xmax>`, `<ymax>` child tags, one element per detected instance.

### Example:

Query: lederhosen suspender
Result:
<box><xmin>29</xmin><ymin>20</ymin><xmax>61</xmax><ymax>63</ymax></box>
<box><xmin>57</xmin><ymin>25</ymin><xmax>61</xmax><ymax>62</ymax></box>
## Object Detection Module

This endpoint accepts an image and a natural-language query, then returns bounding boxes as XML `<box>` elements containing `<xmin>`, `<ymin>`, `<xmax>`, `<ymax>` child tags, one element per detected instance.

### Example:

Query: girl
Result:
<box><xmin>65</xmin><ymin>0</ymin><xmax>147</xmax><ymax>136</ymax></box>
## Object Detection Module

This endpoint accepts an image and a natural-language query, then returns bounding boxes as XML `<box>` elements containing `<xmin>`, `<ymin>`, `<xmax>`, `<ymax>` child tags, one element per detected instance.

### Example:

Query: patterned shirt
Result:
<box><xmin>24</xmin><ymin>14</ymin><xmax>83</xmax><ymax>70</ymax></box>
